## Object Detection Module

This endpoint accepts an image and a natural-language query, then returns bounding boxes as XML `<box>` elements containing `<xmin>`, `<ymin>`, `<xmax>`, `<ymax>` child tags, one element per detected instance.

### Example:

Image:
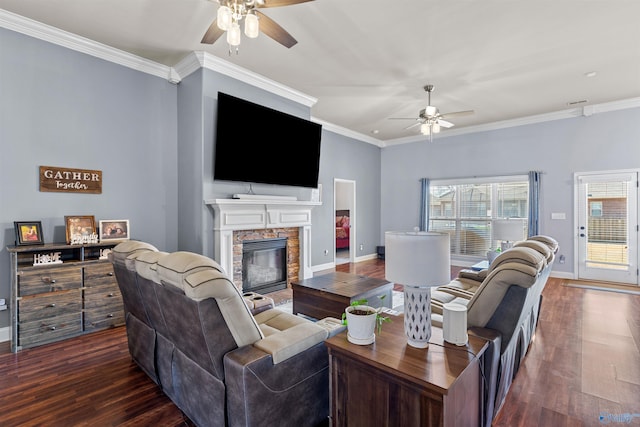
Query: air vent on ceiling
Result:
<box><xmin>567</xmin><ymin>99</ymin><xmax>588</xmax><ymax>106</ymax></box>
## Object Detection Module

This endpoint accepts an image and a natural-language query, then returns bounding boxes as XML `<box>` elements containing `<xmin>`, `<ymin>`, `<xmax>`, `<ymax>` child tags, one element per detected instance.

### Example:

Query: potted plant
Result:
<box><xmin>342</xmin><ymin>296</ymin><xmax>391</xmax><ymax>345</ymax></box>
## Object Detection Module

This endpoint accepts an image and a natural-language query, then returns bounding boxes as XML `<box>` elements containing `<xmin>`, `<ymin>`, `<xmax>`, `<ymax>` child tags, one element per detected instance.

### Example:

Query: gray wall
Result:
<box><xmin>381</xmin><ymin>107</ymin><xmax>640</xmax><ymax>274</ymax></box>
<box><xmin>182</xmin><ymin>68</ymin><xmax>383</xmax><ymax>267</ymax></box>
<box><xmin>0</xmin><ymin>28</ymin><xmax>179</xmax><ymax>329</ymax></box>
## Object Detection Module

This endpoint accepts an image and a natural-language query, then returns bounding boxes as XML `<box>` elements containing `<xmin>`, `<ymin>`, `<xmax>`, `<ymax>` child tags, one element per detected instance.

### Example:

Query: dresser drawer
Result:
<box><xmin>18</xmin><ymin>290</ymin><xmax>82</xmax><ymax>323</ymax></box>
<box><xmin>18</xmin><ymin>266</ymin><xmax>82</xmax><ymax>296</ymax></box>
<box><xmin>84</xmin><ymin>284</ymin><xmax>122</xmax><ymax>309</ymax></box>
<box><xmin>84</xmin><ymin>305</ymin><xmax>125</xmax><ymax>331</ymax></box>
<box><xmin>84</xmin><ymin>263</ymin><xmax>117</xmax><ymax>288</ymax></box>
<box><xmin>19</xmin><ymin>312</ymin><xmax>82</xmax><ymax>348</ymax></box>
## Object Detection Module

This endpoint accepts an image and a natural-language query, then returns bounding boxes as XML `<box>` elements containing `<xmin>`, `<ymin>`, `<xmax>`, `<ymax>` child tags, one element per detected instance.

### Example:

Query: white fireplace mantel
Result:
<box><xmin>205</xmin><ymin>198</ymin><xmax>321</xmax><ymax>281</ymax></box>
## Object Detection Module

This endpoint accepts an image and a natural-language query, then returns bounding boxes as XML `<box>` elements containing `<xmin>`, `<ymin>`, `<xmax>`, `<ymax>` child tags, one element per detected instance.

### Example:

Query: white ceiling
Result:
<box><xmin>1</xmin><ymin>0</ymin><xmax>639</xmax><ymax>143</ymax></box>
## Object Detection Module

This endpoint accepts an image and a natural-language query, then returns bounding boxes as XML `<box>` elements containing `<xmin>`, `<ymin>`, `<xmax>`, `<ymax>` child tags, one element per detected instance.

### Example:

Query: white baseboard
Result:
<box><xmin>0</xmin><ymin>326</ymin><xmax>10</xmax><ymax>343</ymax></box>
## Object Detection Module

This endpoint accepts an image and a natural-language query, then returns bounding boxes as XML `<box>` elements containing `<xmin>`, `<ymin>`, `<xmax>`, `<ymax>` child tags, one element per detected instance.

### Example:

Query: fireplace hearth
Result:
<box><xmin>242</xmin><ymin>238</ymin><xmax>288</xmax><ymax>294</ymax></box>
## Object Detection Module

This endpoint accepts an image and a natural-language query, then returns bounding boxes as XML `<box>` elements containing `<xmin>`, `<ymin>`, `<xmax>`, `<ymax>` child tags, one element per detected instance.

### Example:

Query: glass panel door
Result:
<box><xmin>577</xmin><ymin>172</ymin><xmax>639</xmax><ymax>285</ymax></box>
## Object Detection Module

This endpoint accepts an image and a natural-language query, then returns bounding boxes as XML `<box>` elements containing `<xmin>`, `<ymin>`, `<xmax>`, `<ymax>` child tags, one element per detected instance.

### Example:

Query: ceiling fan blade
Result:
<box><xmin>437</xmin><ymin>119</ymin><xmax>455</xmax><ymax>128</ymax></box>
<box><xmin>256</xmin><ymin>11</ymin><xmax>297</xmax><ymax>48</ymax></box>
<box><xmin>439</xmin><ymin>110</ymin><xmax>474</xmax><ymax>119</ymax></box>
<box><xmin>404</xmin><ymin>122</ymin><xmax>422</xmax><ymax>130</ymax></box>
<box><xmin>388</xmin><ymin>117</ymin><xmax>419</xmax><ymax>120</ymax></box>
<box><xmin>201</xmin><ymin>19</ymin><xmax>225</xmax><ymax>44</ymax></box>
<box><xmin>258</xmin><ymin>0</ymin><xmax>315</xmax><ymax>8</ymax></box>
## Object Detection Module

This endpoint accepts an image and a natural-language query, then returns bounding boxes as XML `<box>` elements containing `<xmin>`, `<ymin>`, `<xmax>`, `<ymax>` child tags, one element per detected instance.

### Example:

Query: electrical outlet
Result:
<box><xmin>559</xmin><ymin>255</ymin><xmax>566</xmax><ymax>264</ymax></box>
<box><xmin>359</xmin><ymin>244</ymin><xmax>364</xmax><ymax>251</ymax></box>
<box><xmin>324</xmin><ymin>249</ymin><xmax>329</xmax><ymax>255</ymax></box>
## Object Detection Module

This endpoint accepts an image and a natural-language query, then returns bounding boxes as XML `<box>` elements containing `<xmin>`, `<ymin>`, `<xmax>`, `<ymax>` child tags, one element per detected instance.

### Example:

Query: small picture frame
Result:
<box><xmin>14</xmin><ymin>221</ymin><xmax>44</xmax><ymax>246</ymax></box>
<box><xmin>99</xmin><ymin>220</ymin><xmax>130</xmax><ymax>242</ymax></box>
<box><xmin>65</xmin><ymin>215</ymin><xmax>97</xmax><ymax>244</ymax></box>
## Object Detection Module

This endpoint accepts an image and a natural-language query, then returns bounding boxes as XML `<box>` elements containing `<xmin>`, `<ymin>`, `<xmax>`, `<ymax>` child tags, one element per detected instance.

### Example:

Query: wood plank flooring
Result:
<box><xmin>1</xmin><ymin>258</ymin><xmax>638</xmax><ymax>426</ymax></box>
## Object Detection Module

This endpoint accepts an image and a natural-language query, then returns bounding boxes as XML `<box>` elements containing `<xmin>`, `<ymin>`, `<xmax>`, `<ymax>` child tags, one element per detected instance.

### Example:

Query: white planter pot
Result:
<box><xmin>345</xmin><ymin>305</ymin><xmax>377</xmax><ymax>345</ymax></box>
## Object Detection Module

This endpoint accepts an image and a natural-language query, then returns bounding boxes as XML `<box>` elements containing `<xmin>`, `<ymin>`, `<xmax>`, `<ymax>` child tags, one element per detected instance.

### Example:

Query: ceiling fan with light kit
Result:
<box><xmin>391</xmin><ymin>84</ymin><xmax>474</xmax><ymax>142</ymax></box>
<box><xmin>201</xmin><ymin>0</ymin><xmax>314</xmax><ymax>53</ymax></box>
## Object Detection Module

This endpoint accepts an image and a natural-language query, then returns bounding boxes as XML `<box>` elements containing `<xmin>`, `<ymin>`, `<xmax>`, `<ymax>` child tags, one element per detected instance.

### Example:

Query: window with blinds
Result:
<box><xmin>429</xmin><ymin>176</ymin><xmax>529</xmax><ymax>257</ymax></box>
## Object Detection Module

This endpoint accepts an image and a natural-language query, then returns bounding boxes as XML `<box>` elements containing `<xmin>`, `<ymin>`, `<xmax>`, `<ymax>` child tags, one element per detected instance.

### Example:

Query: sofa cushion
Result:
<box><xmin>134</xmin><ymin>251</ymin><xmax>169</xmax><ymax>283</ymax></box>
<box><xmin>110</xmin><ymin>240</ymin><xmax>158</xmax><ymax>265</ymax></box>
<box><xmin>513</xmin><ymin>240</ymin><xmax>552</xmax><ymax>263</ymax></box>
<box><xmin>182</xmin><ymin>269</ymin><xmax>264</xmax><ymax>347</ymax></box>
<box><xmin>489</xmin><ymin>246</ymin><xmax>546</xmax><ymax>271</ymax></box>
<box><xmin>467</xmin><ymin>262</ymin><xmax>540</xmax><ymax>328</ymax></box>
<box><xmin>156</xmin><ymin>251</ymin><xmax>225</xmax><ymax>290</ymax></box>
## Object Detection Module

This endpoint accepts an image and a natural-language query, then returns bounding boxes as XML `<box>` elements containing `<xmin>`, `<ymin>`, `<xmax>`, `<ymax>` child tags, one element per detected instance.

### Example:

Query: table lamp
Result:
<box><xmin>493</xmin><ymin>219</ymin><xmax>525</xmax><ymax>251</ymax></box>
<box><xmin>385</xmin><ymin>231</ymin><xmax>450</xmax><ymax>348</ymax></box>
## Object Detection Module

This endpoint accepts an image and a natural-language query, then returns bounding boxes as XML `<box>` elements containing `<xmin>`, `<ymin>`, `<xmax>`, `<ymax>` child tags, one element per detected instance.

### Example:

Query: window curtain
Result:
<box><xmin>420</xmin><ymin>178</ymin><xmax>430</xmax><ymax>231</ymax></box>
<box><xmin>528</xmin><ymin>171</ymin><xmax>541</xmax><ymax>237</ymax></box>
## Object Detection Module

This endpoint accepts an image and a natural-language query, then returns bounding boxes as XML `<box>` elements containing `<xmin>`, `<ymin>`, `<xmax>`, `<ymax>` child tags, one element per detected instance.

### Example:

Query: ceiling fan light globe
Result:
<box><xmin>227</xmin><ymin>22</ymin><xmax>241</xmax><ymax>46</ymax></box>
<box><xmin>244</xmin><ymin>13</ymin><xmax>259</xmax><ymax>38</ymax></box>
<box><xmin>420</xmin><ymin>123</ymin><xmax>431</xmax><ymax>135</ymax></box>
<box><xmin>425</xmin><ymin>105</ymin><xmax>437</xmax><ymax>117</ymax></box>
<box><xmin>432</xmin><ymin>122</ymin><xmax>441</xmax><ymax>133</ymax></box>
<box><xmin>217</xmin><ymin>6</ymin><xmax>232</xmax><ymax>30</ymax></box>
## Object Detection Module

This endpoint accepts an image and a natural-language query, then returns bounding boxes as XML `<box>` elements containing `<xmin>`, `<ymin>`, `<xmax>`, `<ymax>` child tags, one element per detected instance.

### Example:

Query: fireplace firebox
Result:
<box><xmin>242</xmin><ymin>238</ymin><xmax>288</xmax><ymax>294</ymax></box>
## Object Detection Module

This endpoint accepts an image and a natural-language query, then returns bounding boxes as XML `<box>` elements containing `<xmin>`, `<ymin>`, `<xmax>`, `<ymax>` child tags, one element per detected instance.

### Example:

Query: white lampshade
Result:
<box><xmin>227</xmin><ymin>22</ymin><xmax>241</xmax><ymax>46</ymax></box>
<box><xmin>244</xmin><ymin>13</ymin><xmax>259</xmax><ymax>38</ymax></box>
<box><xmin>385</xmin><ymin>231</ymin><xmax>450</xmax><ymax>288</ymax></box>
<box><xmin>420</xmin><ymin>123</ymin><xmax>430</xmax><ymax>135</ymax></box>
<box><xmin>493</xmin><ymin>219</ymin><xmax>525</xmax><ymax>242</ymax></box>
<box><xmin>217</xmin><ymin>6</ymin><xmax>232</xmax><ymax>30</ymax></box>
<box><xmin>385</xmin><ymin>231</ymin><xmax>451</xmax><ymax>348</ymax></box>
<box><xmin>432</xmin><ymin>122</ymin><xmax>441</xmax><ymax>133</ymax></box>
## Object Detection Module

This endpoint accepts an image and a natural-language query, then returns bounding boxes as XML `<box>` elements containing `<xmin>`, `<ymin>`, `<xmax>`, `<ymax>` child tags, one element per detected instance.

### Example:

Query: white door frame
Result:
<box><xmin>574</xmin><ymin>169</ymin><xmax>639</xmax><ymax>285</ymax></box>
<box><xmin>334</xmin><ymin>178</ymin><xmax>356</xmax><ymax>264</ymax></box>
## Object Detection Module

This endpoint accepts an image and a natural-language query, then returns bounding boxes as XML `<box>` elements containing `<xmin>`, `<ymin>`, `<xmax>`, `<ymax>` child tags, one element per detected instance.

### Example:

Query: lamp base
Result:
<box><xmin>403</xmin><ymin>286</ymin><xmax>432</xmax><ymax>348</ymax></box>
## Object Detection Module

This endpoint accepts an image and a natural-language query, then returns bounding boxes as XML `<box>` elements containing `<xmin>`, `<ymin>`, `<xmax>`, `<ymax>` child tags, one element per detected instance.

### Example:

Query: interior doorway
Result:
<box><xmin>334</xmin><ymin>179</ymin><xmax>356</xmax><ymax>265</ymax></box>
<box><xmin>576</xmin><ymin>170</ymin><xmax>639</xmax><ymax>285</ymax></box>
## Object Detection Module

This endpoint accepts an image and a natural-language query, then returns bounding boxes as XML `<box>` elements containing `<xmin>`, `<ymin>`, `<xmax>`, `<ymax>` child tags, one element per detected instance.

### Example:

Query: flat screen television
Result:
<box><xmin>214</xmin><ymin>92</ymin><xmax>322</xmax><ymax>188</ymax></box>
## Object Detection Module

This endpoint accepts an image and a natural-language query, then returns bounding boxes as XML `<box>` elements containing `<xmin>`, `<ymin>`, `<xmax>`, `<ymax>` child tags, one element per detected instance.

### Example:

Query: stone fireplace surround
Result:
<box><xmin>205</xmin><ymin>198</ymin><xmax>320</xmax><ymax>292</ymax></box>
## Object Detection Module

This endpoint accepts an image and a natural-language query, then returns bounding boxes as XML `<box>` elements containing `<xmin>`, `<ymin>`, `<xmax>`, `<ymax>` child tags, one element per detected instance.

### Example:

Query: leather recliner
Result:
<box><xmin>430</xmin><ymin>235</ymin><xmax>558</xmax><ymax>427</ymax></box>
<box><xmin>110</xmin><ymin>242</ymin><xmax>330</xmax><ymax>427</ymax></box>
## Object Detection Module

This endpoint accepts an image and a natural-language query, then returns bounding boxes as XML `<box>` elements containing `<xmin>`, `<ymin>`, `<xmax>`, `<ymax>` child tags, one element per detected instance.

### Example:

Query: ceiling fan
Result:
<box><xmin>390</xmin><ymin>84</ymin><xmax>474</xmax><ymax>141</ymax></box>
<box><xmin>201</xmin><ymin>0</ymin><xmax>314</xmax><ymax>52</ymax></box>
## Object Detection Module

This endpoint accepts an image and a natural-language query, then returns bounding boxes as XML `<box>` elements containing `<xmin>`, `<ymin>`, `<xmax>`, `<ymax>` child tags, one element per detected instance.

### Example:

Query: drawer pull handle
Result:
<box><xmin>50</xmin><ymin>326</ymin><xmax>56</xmax><ymax>331</ymax></box>
<box><xmin>48</xmin><ymin>303</ymin><xmax>56</xmax><ymax>308</ymax></box>
<box><xmin>108</xmin><ymin>292</ymin><xmax>115</xmax><ymax>297</ymax></box>
<box><xmin>43</xmin><ymin>277</ymin><xmax>56</xmax><ymax>284</ymax></box>
<box><xmin>107</xmin><ymin>313</ymin><xmax>114</xmax><ymax>318</ymax></box>
<box><xmin>107</xmin><ymin>272</ymin><xmax>114</xmax><ymax>276</ymax></box>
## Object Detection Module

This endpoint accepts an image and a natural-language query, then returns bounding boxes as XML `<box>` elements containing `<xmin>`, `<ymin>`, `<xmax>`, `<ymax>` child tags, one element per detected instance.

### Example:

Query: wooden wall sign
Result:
<box><xmin>39</xmin><ymin>166</ymin><xmax>102</xmax><ymax>194</ymax></box>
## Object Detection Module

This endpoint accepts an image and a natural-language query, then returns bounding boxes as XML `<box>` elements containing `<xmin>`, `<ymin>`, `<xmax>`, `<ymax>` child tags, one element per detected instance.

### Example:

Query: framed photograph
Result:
<box><xmin>65</xmin><ymin>215</ymin><xmax>96</xmax><ymax>244</ymax></box>
<box><xmin>14</xmin><ymin>221</ymin><xmax>44</xmax><ymax>246</ymax></box>
<box><xmin>99</xmin><ymin>220</ymin><xmax>130</xmax><ymax>242</ymax></box>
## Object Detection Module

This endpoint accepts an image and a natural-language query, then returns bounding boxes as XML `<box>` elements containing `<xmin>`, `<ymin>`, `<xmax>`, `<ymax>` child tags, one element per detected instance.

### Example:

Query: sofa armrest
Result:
<box><xmin>253</xmin><ymin>323</ymin><xmax>328</xmax><ymax>364</ymax></box>
<box><xmin>468</xmin><ymin>326</ymin><xmax>502</xmax><ymax>427</ymax></box>
<box><xmin>224</xmin><ymin>341</ymin><xmax>329</xmax><ymax>427</ymax></box>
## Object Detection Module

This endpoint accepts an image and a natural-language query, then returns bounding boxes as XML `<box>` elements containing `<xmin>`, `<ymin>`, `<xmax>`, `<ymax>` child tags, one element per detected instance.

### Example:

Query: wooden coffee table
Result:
<box><xmin>291</xmin><ymin>271</ymin><xmax>393</xmax><ymax>320</ymax></box>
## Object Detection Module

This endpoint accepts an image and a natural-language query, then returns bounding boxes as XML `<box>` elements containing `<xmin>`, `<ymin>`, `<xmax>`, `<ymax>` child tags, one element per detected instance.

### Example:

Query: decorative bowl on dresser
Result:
<box><xmin>7</xmin><ymin>242</ymin><xmax>123</xmax><ymax>352</ymax></box>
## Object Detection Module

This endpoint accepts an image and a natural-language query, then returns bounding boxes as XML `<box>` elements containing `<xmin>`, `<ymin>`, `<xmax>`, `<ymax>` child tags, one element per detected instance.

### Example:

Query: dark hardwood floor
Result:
<box><xmin>1</xmin><ymin>258</ymin><xmax>638</xmax><ymax>426</ymax></box>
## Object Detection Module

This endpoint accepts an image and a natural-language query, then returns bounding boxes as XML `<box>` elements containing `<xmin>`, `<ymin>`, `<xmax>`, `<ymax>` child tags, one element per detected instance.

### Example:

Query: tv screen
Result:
<box><xmin>214</xmin><ymin>92</ymin><xmax>322</xmax><ymax>188</ymax></box>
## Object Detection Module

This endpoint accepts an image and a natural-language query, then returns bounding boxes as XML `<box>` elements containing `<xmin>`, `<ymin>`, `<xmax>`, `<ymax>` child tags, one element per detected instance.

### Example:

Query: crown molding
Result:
<box><xmin>382</xmin><ymin>97</ymin><xmax>640</xmax><ymax>147</ymax></box>
<box><xmin>173</xmin><ymin>51</ymin><xmax>317</xmax><ymax>107</ymax></box>
<box><xmin>0</xmin><ymin>9</ymin><xmax>175</xmax><ymax>82</ymax></box>
<box><xmin>3</xmin><ymin>8</ymin><xmax>639</xmax><ymax>147</ymax></box>
<box><xmin>312</xmin><ymin>118</ymin><xmax>384</xmax><ymax>147</ymax></box>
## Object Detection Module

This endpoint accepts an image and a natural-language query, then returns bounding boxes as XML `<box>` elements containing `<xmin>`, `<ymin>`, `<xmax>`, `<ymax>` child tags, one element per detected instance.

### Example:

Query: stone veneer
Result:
<box><xmin>232</xmin><ymin>227</ymin><xmax>299</xmax><ymax>291</ymax></box>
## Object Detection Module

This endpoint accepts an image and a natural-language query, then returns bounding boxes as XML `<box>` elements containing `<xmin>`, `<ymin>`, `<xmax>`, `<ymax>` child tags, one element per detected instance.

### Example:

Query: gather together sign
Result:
<box><xmin>39</xmin><ymin>165</ymin><xmax>102</xmax><ymax>194</ymax></box>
